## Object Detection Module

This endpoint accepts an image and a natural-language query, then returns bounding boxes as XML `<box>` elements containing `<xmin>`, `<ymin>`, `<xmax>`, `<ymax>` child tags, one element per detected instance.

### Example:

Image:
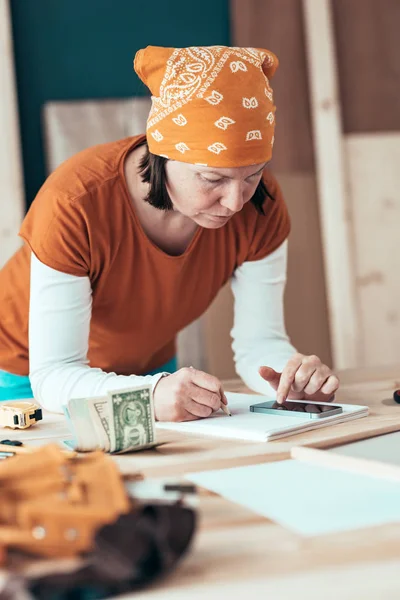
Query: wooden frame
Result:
<box><xmin>0</xmin><ymin>0</ymin><xmax>25</xmax><ymax>268</ymax></box>
<box><xmin>302</xmin><ymin>0</ymin><xmax>360</xmax><ymax>369</ymax></box>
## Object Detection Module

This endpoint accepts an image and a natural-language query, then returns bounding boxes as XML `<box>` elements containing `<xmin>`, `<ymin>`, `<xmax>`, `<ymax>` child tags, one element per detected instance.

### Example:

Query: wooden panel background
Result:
<box><xmin>346</xmin><ymin>133</ymin><xmax>400</xmax><ymax>367</ymax></box>
<box><xmin>227</xmin><ymin>0</ymin><xmax>400</xmax><ymax>374</ymax></box>
<box><xmin>332</xmin><ymin>0</ymin><xmax>400</xmax><ymax>134</ymax></box>
<box><xmin>333</xmin><ymin>1</ymin><xmax>400</xmax><ymax>368</ymax></box>
<box><xmin>37</xmin><ymin>2</ymin><xmax>400</xmax><ymax>378</ymax></box>
<box><xmin>43</xmin><ymin>99</ymin><xmax>151</xmax><ymax>173</ymax></box>
<box><xmin>0</xmin><ymin>0</ymin><xmax>24</xmax><ymax>268</ymax></box>
<box><xmin>231</xmin><ymin>0</ymin><xmax>315</xmax><ymax>173</ymax></box>
<box><xmin>226</xmin><ymin>0</ymin><xmax>333</xmax><ymax>375</ymax></box>
<box><xmin>204</xmin><ymin>173</ymin><xmax>332</xmax><ymax>378</ymax></box>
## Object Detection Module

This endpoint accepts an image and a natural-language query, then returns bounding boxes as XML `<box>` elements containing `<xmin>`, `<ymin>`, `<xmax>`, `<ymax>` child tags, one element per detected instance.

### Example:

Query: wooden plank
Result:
<box><xmin>345</xmin><ymin>133</ymin><xmax>400</xmax><ymax>367</ymax></box>
<box><xmin>291</xmin><ymin>444</ymin><xmax>400</xmax><ymax>483</ymax></box>
<box><xmin>0</xmin><ymin>0</ymin><xmax>25</xmax><ymax>268</ymax></box>
<box><xmin>129</xmin><ymin>559</ymin><xmax>400</xmax><ymax>599</ymax></box>
<box><xmin>302</xmin><ymin>0</ymin><xmax>360</xmax><ymax>369</ymax></box>
<box><xmin>115</xmin><ymin>444</ymin><xmax>289</xmax><ymax>479</ymax></box>
<box><xmin>290</xmin><ymin>419</ymin><xmax>400</xmax><ymax>451</ymax></box>
<box><xmin>281</xmin><ymin>173</ymin><xmax>332</xmax><ymax>365</ymax></box>
<box><xmin>43</xmin><ymin>97</ymin><xmax>151</xmax><ymax>173</ymax></box>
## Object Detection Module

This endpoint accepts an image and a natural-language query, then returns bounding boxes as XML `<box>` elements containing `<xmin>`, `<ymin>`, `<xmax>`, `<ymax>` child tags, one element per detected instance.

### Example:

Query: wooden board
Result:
<box><xmin>302</xmin><ymin>0</ymin><xmax>360</xmax><ymax>369</ymax></box>
<box><xmin>3</xmin><ymin>371</ymin><xmax>400</xmax><ymax>596</ymax></box>
<box><xmin>346</xmin><ymin>133</ymin><xmax>400</xmax><ymax>367</ymax></box>
<box><xmin>130</xmin><ymin>557</ymin><xmax>400</xmax><ymax>599</ymax></box>
<box><xmin>0</xmin><ymin>0</ymin><xmax>25</xmax><ymax>268</ymax></box>
<box><xmin>332</xmin><ymin>0</ymin><xmax>400</xmax><ymax>134</ymax></box>
<box><xmin>43</xmin><ymin>97</ymin><xmax>151</xmax><ymax>173</ymax></box>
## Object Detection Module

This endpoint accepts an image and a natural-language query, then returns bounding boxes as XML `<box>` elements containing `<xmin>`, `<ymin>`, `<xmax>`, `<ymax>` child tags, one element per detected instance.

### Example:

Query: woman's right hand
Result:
<box><xmin>153</xmin><ymin>367</ymin><xmax>228</xmax><ymax>422</ymax></box>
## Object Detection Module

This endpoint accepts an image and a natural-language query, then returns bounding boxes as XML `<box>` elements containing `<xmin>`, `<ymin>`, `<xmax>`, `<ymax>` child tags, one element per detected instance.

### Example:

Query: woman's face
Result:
<box><xmin>165</xmin><ymin>160</ymin><xmax>267</xmax><ymax>228</ymax></box>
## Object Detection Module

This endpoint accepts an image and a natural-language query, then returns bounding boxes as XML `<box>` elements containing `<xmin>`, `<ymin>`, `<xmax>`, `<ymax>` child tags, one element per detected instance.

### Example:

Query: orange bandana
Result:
<box><xmin>133</xmin><ymin>45</ymin><xmax>278</xmax><ymax>167</ymax></box>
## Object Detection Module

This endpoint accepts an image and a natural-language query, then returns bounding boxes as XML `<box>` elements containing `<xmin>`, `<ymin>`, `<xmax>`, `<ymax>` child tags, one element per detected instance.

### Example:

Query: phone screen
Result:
<box><xmin>249</xmin><ymin>400</ymin><xmax>342</xmax><ymax>418</ymax></box>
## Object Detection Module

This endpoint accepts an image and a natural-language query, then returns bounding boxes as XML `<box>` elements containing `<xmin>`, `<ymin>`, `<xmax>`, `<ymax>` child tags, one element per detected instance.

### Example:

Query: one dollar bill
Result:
<box><xmin>108</xmin><ymin>386</ymin><xmax>156</xmax><ymax>453</ymax></box>
<box><xmin>65</xmin><ymin>384</ymin><xmax>156</xmax><ymax>454</ymax></box>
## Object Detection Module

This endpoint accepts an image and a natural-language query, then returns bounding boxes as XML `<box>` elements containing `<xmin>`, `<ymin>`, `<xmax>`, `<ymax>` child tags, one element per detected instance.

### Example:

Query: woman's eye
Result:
<box><xmin>202</xmin><ymin>178</ymin><xmax>222</xmax><ymax>185</ymax></box>
<box><xmin>247</xmin><ymin>173</ymin><xmax>261</xmax><ymax>182</ymax></box>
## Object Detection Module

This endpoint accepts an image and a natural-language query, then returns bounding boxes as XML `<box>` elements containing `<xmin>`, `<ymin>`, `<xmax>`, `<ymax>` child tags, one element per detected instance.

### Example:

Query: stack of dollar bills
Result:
<box><xmin>64</xmin><ymin>385</ymin><xmax>156</xmax><ymax>453</ymax></box>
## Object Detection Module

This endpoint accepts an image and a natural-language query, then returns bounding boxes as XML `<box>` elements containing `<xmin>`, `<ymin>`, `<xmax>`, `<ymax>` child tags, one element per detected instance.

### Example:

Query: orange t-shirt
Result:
<box><xmin>0</xmin><ymin>135</ymin><xmax>290</xmax><ymax>376</ymax></box>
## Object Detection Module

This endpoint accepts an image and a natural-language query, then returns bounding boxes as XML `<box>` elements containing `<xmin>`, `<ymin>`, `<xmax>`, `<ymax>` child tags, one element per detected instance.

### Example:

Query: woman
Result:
<box><xmin>0</xmin><ymin>45</ymin><xmax>339</xmax><ymax>419</ymax></box>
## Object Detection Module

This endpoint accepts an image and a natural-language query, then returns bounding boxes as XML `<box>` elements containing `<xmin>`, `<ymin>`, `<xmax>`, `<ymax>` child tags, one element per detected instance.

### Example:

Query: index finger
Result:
<box><xmin>276</xmin><ymin>355</ymin><xmax>303</xmax><ymax>404</ymax></box>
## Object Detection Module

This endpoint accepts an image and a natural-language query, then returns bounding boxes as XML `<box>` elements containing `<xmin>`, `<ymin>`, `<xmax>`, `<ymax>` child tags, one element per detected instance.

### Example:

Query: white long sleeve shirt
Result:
<box><xmin>29</xmin><ymin>240</ymin><xmax>296</xmax><ymax>412</ymax></box>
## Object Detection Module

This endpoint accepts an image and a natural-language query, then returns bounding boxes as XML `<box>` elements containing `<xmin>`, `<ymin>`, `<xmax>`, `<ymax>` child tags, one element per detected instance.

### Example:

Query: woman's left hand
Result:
<box><xmin>259</xmin><ymin>353</ymin><xmax>340</xmax><ymax>404</ymax></box>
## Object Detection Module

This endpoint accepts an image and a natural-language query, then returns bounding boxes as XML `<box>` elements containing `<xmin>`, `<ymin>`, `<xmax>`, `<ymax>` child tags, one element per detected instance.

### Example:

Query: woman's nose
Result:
<box><xmin>220</xmin><ymin>185</ymin><xmax>244</xmax><ymax>213</ymax></box>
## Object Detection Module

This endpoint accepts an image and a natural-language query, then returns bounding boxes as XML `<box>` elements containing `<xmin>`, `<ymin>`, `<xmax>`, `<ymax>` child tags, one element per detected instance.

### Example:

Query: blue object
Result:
<box><xmin>10</xmin><ymin>0</ymin><xmax>230</xmax><ymax>209</ymax></box>
<box><xmin>0</xmin><ymin>356</ymin><xmax>178</xmax><ymax>401</ymax></box>
<box><xmin>145</xmin><ymin>355</ymin><xmax>178</xmax><ymax>376</ymax></box>
<box><xmin>0</xmin><ymin>370</ymin><xmax>35</xmax><ymax>401</ymax></box>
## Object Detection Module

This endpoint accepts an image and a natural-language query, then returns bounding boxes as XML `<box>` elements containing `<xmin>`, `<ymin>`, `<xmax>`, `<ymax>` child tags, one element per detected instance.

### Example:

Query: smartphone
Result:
<box><xmin>249</xmin><ymin>399</ymin><xmax>343</xmax><ymax>419</ymax></box>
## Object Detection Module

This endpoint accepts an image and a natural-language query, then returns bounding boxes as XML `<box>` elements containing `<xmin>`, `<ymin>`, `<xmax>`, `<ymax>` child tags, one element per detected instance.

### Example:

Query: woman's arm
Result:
<box><xmin>230</xmin><ymin>240</ymin><xmax>297</xmax><ymax>395</ymax></box>
<box><xmin>29</xmin><ymin>253</ymin><xmax>167</xmax><ymax>413</ymax></box>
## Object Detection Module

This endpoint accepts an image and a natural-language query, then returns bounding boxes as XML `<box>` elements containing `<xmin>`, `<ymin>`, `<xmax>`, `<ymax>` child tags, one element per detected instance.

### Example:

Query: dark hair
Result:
<box><xmin>137</xmin><ymin>139</ymin><xmax>274</xmax><ymax>214</ymax></box>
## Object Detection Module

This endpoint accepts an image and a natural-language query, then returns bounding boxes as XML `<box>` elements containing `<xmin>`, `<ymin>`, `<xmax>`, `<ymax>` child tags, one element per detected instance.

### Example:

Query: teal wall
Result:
<box><xmin>10</xmin><ymin>0</ymin><xmax>231</xmax><ymax>208</ymax></box>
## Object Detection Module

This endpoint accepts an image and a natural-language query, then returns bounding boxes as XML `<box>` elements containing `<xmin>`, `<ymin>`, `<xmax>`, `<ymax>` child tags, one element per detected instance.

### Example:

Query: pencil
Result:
<box><xmin>220</xmin><ymin>402</ymin><xmax>232</xmax><ymax>417</ymax></box>
<box><xmin>220</xmin><ymin>389</ymin><xmax>232</xmax><ymax>416</ymax></box>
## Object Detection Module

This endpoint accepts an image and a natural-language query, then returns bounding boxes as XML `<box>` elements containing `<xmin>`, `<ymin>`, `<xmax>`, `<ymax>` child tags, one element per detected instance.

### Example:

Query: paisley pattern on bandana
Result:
<box><xmin>134</xmin><ymin>45</ymin><xmax>278</xmax><ymax>167</ymax></box>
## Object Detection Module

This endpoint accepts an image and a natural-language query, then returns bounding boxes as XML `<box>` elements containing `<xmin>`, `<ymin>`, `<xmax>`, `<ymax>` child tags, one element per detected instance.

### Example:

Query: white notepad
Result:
<box><xmin>156</xmin><ymin>392</ymin><xmax>369</xmax><ymax>442</ymax></box>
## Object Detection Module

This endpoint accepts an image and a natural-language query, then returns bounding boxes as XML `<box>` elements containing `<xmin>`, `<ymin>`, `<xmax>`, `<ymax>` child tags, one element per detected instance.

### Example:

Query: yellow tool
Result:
<box><xmin>0</xmin><ymin>401</ymin><xmax>43</xmax><ymax>430</ymax></box>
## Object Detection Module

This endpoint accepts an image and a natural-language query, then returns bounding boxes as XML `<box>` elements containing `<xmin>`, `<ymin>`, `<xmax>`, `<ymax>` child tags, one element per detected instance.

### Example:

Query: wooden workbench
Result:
<box><xmin>3</xmin><ymin>366</ymin><xmax>400</xmax><ymax>598</ymax></box>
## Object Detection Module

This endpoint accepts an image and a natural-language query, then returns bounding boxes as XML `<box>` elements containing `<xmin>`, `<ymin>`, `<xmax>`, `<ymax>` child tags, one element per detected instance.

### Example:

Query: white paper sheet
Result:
<box><xmin>187</xmin><ymin>460</ymin><xmax>400</xmax><ymax>536</ymax></box>
<box><xmin>156</xmin><ymin>392</ymin><xmax>368</xmax><ymax>442</ymax></box>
